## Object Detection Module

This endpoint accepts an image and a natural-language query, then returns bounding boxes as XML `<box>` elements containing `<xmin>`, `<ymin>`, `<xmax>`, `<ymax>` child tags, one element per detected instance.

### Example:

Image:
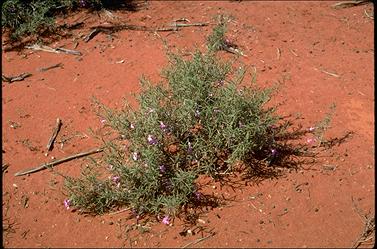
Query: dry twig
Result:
<box><xmin>38</xmin><ymin>63</ymin><xmax>63</xmax><ymax>72</ymax></box>
<box><xmin>2</xmin><ymin>73</ymin><xmax>32</xmax><ymax>83</ymax></box>
<box><xmin>84</xmin><ymin>28</ymin><xmax>101</xmax><ymax>42</ymax></box>
<box><xmin>276</xmin><ymin>48</ymin><xmax>281</xmax><ymax>60</ymax></box>
<box><xmin>2</xmin><ymin>163</ymin><xmax>9</xmax><ymax>173</ymax></box>
<box><xmin>46</xmin><ymin>118</ymin><xmax>62</xmax><ymax>151</ymax></box>
<box><xmin>181</xmin><ymin>233</ymin><xmax>215</xmax><ymax>248</ymax></box>
<box><xmin>171</xmin><ymin>22</ymin><xmax>209</xmax><ymax>28</ymax></box>
<box><xmin>364</xmin><ymin>9</ymin><xmax>374</xmax><ymax>19</ymax></box>
<box><xmin>106</xmin><ymin>207</ymin><xmax>131</xmax><ymax>216</ymax></box>
<box><xmin>26</xmin><ymin>44</ymin><xmax>82</xmax><ymax>56</ymax></box>
<box><xmin>84</xmin><ymin>21</ymin><xmax>210</xmax><ymax>40</ymax></box>
<box><xmin>351</xmin><ymin>197</ymin><xmax>375</xmax><ymax>248</ymax></box>
<box><xmin>14</xmin><ymin>148</ymin><xmax>103</xmax><ymax>176</ymax></box>
<box><xmin>314</xmin><ymin>67</ymin><xmax>340</xmax><ymax>77</ymax></box>
<box><xmin>332</xmin><ymin>0</ymin><xmax>371</xmax><ymax>9</ymax></box>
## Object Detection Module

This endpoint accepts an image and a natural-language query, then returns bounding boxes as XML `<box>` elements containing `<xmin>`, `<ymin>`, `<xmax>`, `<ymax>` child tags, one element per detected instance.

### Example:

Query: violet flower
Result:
<box><xmin>162</xmin><ymin>216</ymin><xmax>170</xmax><ymax>225</ymax></box>
<box><xmin>147</xmin><ymin>135</ymin><xmax>158</xmax><ymax>145</ymax></box>
<box><xmin>271</xmin><ymin>149</ymin><xmax>278</xmax><ymax>157</ymax></box>
<box><xmin>132</xmin><ymin>152</ymin><xmax>139</xmax><ymax>161</ymax></box>
<box><xmin>195</xmin><ymin>110</ymin><xmax>200</xmax><ymax>118</ymax></box>
<box><xmin>111</xmin><ymin>176</ymin><xmax>120</xmax><ymax>183</ymax></box>
<box><xmin>187</xmin><ymin>141</ymin><xmax>193</xmax><ymax>154</ymax></box>
<box><xmin>159</xmin><ymin>165</ymin><xmax>166</xmax><ymax>173</ymax></box>
<box><xmin>160</xmin><ymin>121</ymin><xmax>169</xmax><ymax>132</ymax></box>
<box><xmin>194</xmin><ymin>191</ymin><xmax>202</xmax><ymax>201</ymax></box>
<box><xmin>111</xmin><ymin>176</ymin><xmax>121</xmax><ymax>188</ymax></box>
<box><xmin>79</xmin><ymin>0</ymin><xmax>87</xmax><ymax>7</ymax></box>
<box><xmin>306</xmin><ymin>138</ymin><xmax>316</xmax><ymax>144</ymax></box>
<box><xmin>64</xmin><ymin>199</ymin><xmax>71</xmax><ymax>210</ymax></box>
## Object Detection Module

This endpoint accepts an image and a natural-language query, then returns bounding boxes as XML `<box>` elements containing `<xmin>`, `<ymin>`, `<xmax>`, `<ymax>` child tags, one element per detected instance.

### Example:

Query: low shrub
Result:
<box><xmin>63</xmin><ymin>19</ymin><xmax>325</xmax><ymax>224</ymax></box>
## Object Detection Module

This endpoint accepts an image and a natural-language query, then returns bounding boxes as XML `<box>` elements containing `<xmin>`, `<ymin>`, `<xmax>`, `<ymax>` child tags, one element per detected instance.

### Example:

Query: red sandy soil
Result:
<box><xmin>2</xmin><ymin>1</ymin><xmax>374</xmax><ymax>248</ymax></box>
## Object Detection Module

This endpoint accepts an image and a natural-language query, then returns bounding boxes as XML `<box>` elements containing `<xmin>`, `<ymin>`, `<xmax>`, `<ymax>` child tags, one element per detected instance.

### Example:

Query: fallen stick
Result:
<box><xmin>25</xmin><ymin>44</ymin><xmax>82</xmax><ymax>56</ymax></box>
<box><xmin>86</xmin><ymin>22</ymin><xmax>209</xmax><ymax>37</ymax></box>
<box><xmin>55</xmin><ymin>47</ymin><xmax>82</xmax><ymax>56</ymax></box>
<box><xmin>38</xmin><ymin>63</ymin><xmax>63</xmax><ymax>72</ymax></box>
<box><xmin>364</xmin><ymin>9</ymin><xmax>374</xmax><ymax>19</ymax></box>
<box><xmin>171</xmin><ymin>22</ymin><xmax>209</xmax><ymax>27</ymax></box>
<box><xmin>332</xmin><ymin>0</ymin><xmax>371</xmax><ymax>9</ymax></box>
<box><xmin>351</xmin><ymin>196</ymin><xmax>375</xmax><ymax>248</ymax></box>
<box><xmin>2</xmin><ymin>163</ymin><xmax>9</xmax><ymax>173</ymax></box>
<box><xmin>46</xmin><ymin>118</ymin><xmax>62</xmax><ymax>151</ymax></box>
<box><xmin>14</xmin><ymin>148</ymin><xmax>103</xmax><ymax>176</ymax></box>
<box><xmin>314</xmin><ymin>67</ymin><xmax>340</xmax><ymax>78</ymax></box>
<box><xmin>106</xmin><ymin>207</ymin><xmax>130</xmax><ymax>216</ymax></box>
<box><xmin>84</xmin><ymin>28</ymin><xmax>101</xmax><ymax>42</ymax></box>
<box><xmin>2</xmin><ymin>73</ymin><xmax>32</xmax><ymax>83</ymax></box>
<box><xmin>174</xmin><ymin>18</ymin><xmax>191</xmax><ymax>22</ymax></box>
<box><xmin>320</xmin><ymin>69</ymin><xmax>340</xmax><ymax>78</ymax></box>
<box><xmin>223</xmin><ymin>46</ymin><xmax>246</xmax><ymax>57</ymax></box>
<box><xmin>276</xmin><ymin>47</ymin><xmax>281</xmax><ymax>60</ymax></box>
<box><xmin>181</xmin><ymin>233</ymin><xmax>215</xmax><ymax>248</ymax></box>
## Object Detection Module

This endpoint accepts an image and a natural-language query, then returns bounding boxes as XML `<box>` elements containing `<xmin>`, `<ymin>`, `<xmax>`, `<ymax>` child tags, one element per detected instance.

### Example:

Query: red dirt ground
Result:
<box><xmin>2</xmin><ymin>1</ymin><xmax>374</xmax><ymax>248</ymax></box>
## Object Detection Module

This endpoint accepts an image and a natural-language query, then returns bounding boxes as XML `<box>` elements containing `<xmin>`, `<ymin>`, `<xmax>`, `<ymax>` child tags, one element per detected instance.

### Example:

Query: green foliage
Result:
<box><xmin>207</xmin><ymin>15</ymin><xmax>229</xmax><ymax>52</ymax></box>
<box><xmin>63</xmin><ymin>21</ymin><xmax>318</xmax><ymax>222</ymax></box>
<box><xmin>1</xmin><ymin>0</ymin><xmax>123</xmax><ymax>40</ymax></box>
<box><xmin>2</xmin><ymin>0</ymin><xmax>60</xmax><ymax>39</ymax></box>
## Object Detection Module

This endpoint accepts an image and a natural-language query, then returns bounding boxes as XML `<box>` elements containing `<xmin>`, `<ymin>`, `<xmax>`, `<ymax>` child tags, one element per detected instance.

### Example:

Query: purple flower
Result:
<box><xmin>160</xmin><ymin>121</ymin><xmax>169</xmax><ymax>132</ymax></box>
<box><xmin>194</xmin><ymin>191</ymin><xmax>202</xmax><ymax>201</ymax></box>
<box><xmin>111</xmin><ymin>176</ymin><xmax>121</xmax><ymax>188</ymax></box>
<box><xmin>306</xmin><ymin>138</ymin><xmax>316</xmax><ymax>144</ymax></box>
<box><xmin>64</xmin><ymin>199</ymin><xmax>71</xmax><ymax>210</ymax></box>
<box><xmin>79</xmin><ymin>0</ymin><xmax>87</xmax><ymax>7</ymax></box>
<box><xmin>132</xmin><ymin>152</ymin><xmax>139</xmax><ymax>161</ymax></box>
<box><xmin>147</xmin><ymin>135</ymin><xmax>158</xmax><ymax>145</ymax></box>
<box><xmin>271</xmin><ymin>149</ymin><xmax>277</xmax><ymax>156</ymax></box>
<box><xmin>159</xmin><ymin>165</ymin><xmax>166</xmax><ymax>173</ymax></box>
<box><xmin>111</xmin><ymin>176</ymin><xmax>120</xmax><ymax>183</ymax></box>
<box><xmin>187</xmin><ymin>141</ymin><xmax>193</xmax><ymax>154</ymax></box>
<box><xmin>239</xmin><ymin>121</ymin><xmax>245</xmax><ymax>128</ymax></box>
<box><xmin>195</xmin><ymin>110</ymin><xmax>200</xmax><ymax>118</ymax></box>
<box><xmin>162</xmin><ymin>216</ymin><xmax>170</xmax><ymax>225</ymax></box>
<box><xmin>100</xmin><ymin>119</ymin><xmax>106</xmax><ymax>125</ymax></box>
